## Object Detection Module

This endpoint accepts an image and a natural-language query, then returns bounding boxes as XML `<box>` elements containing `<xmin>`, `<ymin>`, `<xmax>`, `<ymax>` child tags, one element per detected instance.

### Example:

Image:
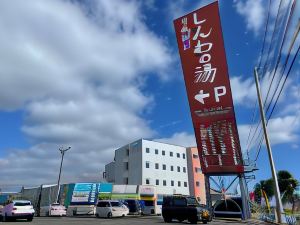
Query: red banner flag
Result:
<box><xmin>174</xmin><ymin>1</ymin><xmax>244</xmax><ymax>174</ymax></box>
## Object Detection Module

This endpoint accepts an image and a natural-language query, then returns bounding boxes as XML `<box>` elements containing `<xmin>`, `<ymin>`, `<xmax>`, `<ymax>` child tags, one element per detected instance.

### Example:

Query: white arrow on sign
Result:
<box><xmin>194</xmin><ymin>90</ymin><xmax>210</xmax><ymax>104</ymax></box>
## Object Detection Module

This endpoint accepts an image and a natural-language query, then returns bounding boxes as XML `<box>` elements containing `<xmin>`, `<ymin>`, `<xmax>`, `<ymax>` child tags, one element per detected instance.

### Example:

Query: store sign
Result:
<box><xmin>174</xmin><ymin>1</ymin><xmax>244</xmax><ymax>174</ymax></box>
<box><xmin>71</xmin><ymin>183</ymin><xmax>98</xmax><ymax>205</ymax></box>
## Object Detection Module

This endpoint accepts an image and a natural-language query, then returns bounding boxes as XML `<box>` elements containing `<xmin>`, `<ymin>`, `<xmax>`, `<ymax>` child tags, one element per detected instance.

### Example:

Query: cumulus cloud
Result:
<box><xmin>0</xmin><ymin>0</ymin><xmax>172</xmax><ymax>186</ymax></box>
<box><xmin>155</xmin><ymin>132</ymin><xmax>196</xmax><ymax>147</ymax></box>
<box><xmin>167</xmin><ymin>0</ymin><xmax>215</xmax><ymax>21</ymax></box>
<box><xmin>234</xmin><ymin>0</ymin><xmax>265</xmax><ymax>35</ymax></box>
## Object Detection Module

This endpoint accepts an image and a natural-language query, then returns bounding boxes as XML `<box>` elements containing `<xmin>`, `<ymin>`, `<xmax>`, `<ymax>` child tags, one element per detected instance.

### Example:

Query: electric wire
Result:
<box><xmin>245</xmin><ymin>0</ymin><xmax>274</xmax><ymax>156</ymax></box>
<box><xmin>254</xmin><ymin>37</ymin><xmax>300</xmax><ymax>161</ymax></box>
<box><xmin>262</xmin><ymin>0</ymin><xmax>297</xmax><ymax>109</ymax></box>
<box><xmin>248</xmin><ymin>0</ymin><xmax>297</xmax><ymax>159</ymax></box>
<box><xmin>258</xmin><ymin>0</ymin><xmax>272</xmax><ymax>71</ymax></box>
<box><xmin>260</xmin><ymin>0</ymin><xmax>284</xmax><ymax>78</ymax></box>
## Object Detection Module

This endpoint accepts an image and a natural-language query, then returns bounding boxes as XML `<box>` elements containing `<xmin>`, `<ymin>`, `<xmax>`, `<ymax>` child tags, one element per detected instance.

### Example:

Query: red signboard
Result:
<box><xmin>174</xmin><ymin>1</ymin><xmax>244</xmax><ymax>174</ymax></box>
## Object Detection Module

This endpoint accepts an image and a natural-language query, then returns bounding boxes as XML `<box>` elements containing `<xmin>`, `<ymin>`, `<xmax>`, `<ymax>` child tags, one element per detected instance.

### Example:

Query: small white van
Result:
<box><xmin>95</xmin><ymin>200</ymin><xmax>129</xmax><ymax>218</ymax></box>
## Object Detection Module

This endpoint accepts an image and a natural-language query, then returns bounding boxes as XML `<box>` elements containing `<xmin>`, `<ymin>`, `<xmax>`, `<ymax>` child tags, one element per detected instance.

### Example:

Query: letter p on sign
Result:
<box><xmin>214</xmin><ymin>86</ymin><xmax>226</xmax><ymax>102</ymax></box>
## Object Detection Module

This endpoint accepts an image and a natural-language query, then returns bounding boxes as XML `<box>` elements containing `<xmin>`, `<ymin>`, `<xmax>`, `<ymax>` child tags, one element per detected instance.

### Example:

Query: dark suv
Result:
<box><xmin>162</xmin><ymin>196</ymin><xmax>210</xmax><ymax>224</ymax></box>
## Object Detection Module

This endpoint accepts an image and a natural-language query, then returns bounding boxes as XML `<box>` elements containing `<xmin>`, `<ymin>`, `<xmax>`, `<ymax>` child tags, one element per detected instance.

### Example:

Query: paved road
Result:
<box><xmin>0</xmin><ymin>216</ymin><xmax>272</xmax><ymax>225</ymax></box>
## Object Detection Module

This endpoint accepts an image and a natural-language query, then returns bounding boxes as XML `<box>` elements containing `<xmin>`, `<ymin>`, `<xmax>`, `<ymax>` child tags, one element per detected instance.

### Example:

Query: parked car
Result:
<box><xmin>122</xmin><ymin>200</ymin><xmax>142</xmax><ymax>215</ymax></box>
<box><xmin>162</xmin><ymin>195</ymin><xmax>210</xmax><ymax>224</ymax></box>
<box><xmin>1</xmin><ymin>200</ymin><xmax>35</xmax><ymax>222</ymax></box>
<box><xmin>40</xmin><ymin>203</ymin><xmax>67</xmax><ymax>216</ymax></box>
<box><xmin>95</xmin><ymin>200</ymin><xmax>129</xmax><ymax>218</ymax></box>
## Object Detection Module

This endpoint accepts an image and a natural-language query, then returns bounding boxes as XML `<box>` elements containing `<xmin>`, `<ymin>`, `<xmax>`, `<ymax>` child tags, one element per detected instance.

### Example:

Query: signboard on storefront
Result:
<box><xmin>174</xmin><ymin>1</ymin><xmax>244</xmax><ymax>174</ymax></box>
<box><xmin>70</xmin><ymin>183</ymin><xmax>98</xmax><ymax>205</ymax></box>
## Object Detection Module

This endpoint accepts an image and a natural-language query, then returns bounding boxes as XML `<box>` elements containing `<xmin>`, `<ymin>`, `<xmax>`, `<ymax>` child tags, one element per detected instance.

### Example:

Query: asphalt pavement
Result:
<box><xmin>0</xmin><ymin>216</ymin><xmax>272</xmax><ymax>225</ymax></box>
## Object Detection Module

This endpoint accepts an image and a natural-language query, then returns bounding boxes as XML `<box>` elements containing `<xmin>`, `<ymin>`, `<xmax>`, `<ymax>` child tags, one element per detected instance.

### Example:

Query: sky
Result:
<box><xmin>0</xmin><ymin>0</ymin><xmax>299</xmax><ymax>192</ymax></box>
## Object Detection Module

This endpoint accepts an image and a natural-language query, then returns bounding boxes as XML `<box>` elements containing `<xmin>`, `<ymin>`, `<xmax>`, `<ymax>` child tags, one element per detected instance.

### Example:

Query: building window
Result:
<box><xmin>183</xmin><ymin>167</ymin><xmax>186</xmax><ymax>173</ymax></box>
<box><xmin>163</xmin><ymin>164</ymin><xmax>166</xmax><ymax>170</ymax></box>
<box><xmin>177</xmin><ymin>166</ymin><xmax>180</xmax><ymax>172</ymax></box>
<box><xmin>146</xmin><ymin>148</ymin><xmax>150</xmax><ymax>153</ymax></box>
<box><xmin>182</xmin><ymin>153</ymin><xmax>185</xmax><ymax>159</ymax></box>
<box><xmin>124</xmin><ymin>162</ymin><xmax>129</xmax><ymax>170</ymax></box>
<box><xmin>163</xmin><ymin>180</ymin><xmax>167</xmax><ymax>186</ymax></box>
<box><xmin>162</xmin><ymin>150</ymin><xmax>165</xmax><ymax>156</ymax></box>
<box><xmin>146</xmin><ymin>179</ymin><xmax>150</xmax><ymax>185</ymax></box>
<box><xmin>193</xmin><ymin>154</ymin><xmax>198</xmax><ymax>158</ymax></box>
<box><xmin>178</xmin><ymin>181</ymin><xmax>181</xmax><ymax>187</ymax></box>
<box><xmin>171</xmin><ymin>180</ymin><xmax>174</xmax><ymax>186</ymax></box>
<box><xmin>196</xmin><ymin>181</ymin><xmax>200</xmax><ymax>187</ymax></box>
<box><xmin>156</xmin><ymin>179</ymin><xmax>159</xmax><ymax>185</ymax></box>
<box><xmin>155</xmin><ymin>149</ymin><xmax>159</xmax><ymax>154</ymax></box>
<box><xmin>124</xmin><ymin>178</ymin><xmax>128</xmax><ymax>184</ymax></box>
<box><xmin>184</xmin><ymin>182</ymin><xmax>187</xmax><ymax>187</ymax></box>
<box><xmin>195</xmin><ymin>167</ymin><xmax>202</xmax><ymax>173</ymax></box>
<box><xmin>155</xmin><ymin>163</ymin><xmax>159</xmax><ymax>169</ymax></box>
<box><xmin>146</xmin><ymin>161</ymin><xmax>150</xmax><ymax>168</ymax></box>
<box><xmin>177</xmin><ymin>153</ymin><xmax>180</xmax><ymax>158</ymax></box>
<box><xmin>170</xmin><ymin>165</ymin><xmax>174</xmax><ymax>171</ymax></box>
<box><xmin>170</xmin><ymin>152</ymin><xmax>173</xmax><ymax>157</ymax></box>
<box><xmin>126</xmin><ymin>148</ymin><xmax>129</xmax><ymax>156</ymax></box>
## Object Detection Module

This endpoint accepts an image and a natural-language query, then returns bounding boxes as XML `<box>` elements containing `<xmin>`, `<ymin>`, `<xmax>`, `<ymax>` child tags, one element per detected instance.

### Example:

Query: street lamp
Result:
<box><xmin>55</xmin><ymin>146</ymin><xmax>71</xmax><ymax>203</ymax></box>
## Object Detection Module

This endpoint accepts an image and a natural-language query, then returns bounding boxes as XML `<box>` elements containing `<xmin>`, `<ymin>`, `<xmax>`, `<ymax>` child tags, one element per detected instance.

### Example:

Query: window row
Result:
<box><xmin>145</xmin><ymin>148</ymin><xmax>185</xmax><ymax>159</ymax></box>
<box><xmin>145</xmin><ymin>179</ymin><xmax>188</xmax><ymax>187</ymax></box>
<box><xmin>145</xmin><ymin>162</ymin><xmax>186</xmax><ymax>173</ymax></box>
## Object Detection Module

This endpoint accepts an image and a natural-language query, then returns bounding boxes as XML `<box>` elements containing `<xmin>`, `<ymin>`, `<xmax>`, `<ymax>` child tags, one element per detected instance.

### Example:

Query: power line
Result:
<box><xmin>260</xmin><ymin>0</ymin><xmax>284</xmax><ymax>78</ymax></box>
<box><xmin>254</xmin><ymin>34</ymin><xmax>300</xmax><ymax>161</ymax></box>
<box><xmin>257</xmin><ymin>0</ymin><xmax>272</xmax><ymax>71</ymax></box>
<box><xmin>248</xmin><ymin>0</ymin><xmax>297</xmax><ymax>158</ymax></box>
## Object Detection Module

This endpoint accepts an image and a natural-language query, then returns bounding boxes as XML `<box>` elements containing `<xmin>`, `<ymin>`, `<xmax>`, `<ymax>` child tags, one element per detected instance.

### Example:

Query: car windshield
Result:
<box><xmin>111</xmin><ymin>202</ymin><xmax>122</xmax><ymax>207</ymax></box>
<box><xmin>14</xmin><ymin>202</ymin><xmax>31</xmax><ymax>206</ymax></box>
<box><xmin>186</xmin><ymin>197</ymin><xmax>199</xmax><ymax>206</ymax></box>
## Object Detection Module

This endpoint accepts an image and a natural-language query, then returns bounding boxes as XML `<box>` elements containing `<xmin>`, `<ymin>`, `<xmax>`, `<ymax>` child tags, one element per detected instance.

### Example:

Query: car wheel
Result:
<box><xmin>27</xmin><ymin>217</ymin><xmax>33</xmax><ymax>222</ymax></box>
<box><xmin>188</xmin><ymin>216</ymin><xmax>197</xmax><ymax>224</ymax></box>
<box><xmin>96</xmin><ymin>213</ymin><xmax>100</xmax><ymax>218</ymax></box>
<box><xmin>107</xmin><ymin>212</ymin><xmax>112</xmax><ymax>218</ymax></box>
<box><xmin>202</xmin><ymin>221</ymin><xmax>207</xmax><ymax>224</ymax></box>
<box><xmin>163</xmin><ymin>216</ymin><xmax>172</xmax><ymax>223</ymax></box>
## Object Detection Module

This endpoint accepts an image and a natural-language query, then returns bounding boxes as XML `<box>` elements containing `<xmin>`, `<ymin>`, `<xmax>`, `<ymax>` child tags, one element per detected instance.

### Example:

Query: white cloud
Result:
<box><xmin>0</xmin><ymin>0</ymin><xmax>172</xmax><ymax>186</ymax></box>
<box><xmin>155</xmin><ymin>132</ymin><xmax>196</xmax><ymax>147</ymax></box>
<box><xmin>234</xmin><ymin>0</ymin><xmax>265</xmax><ymax>35</ymax></box>
<box><xmin>167</xmin><ymin>0</ymin><xmax>215</xmax><ymax>21</ymax></box>
<box><xmin>238</xmin><ymin>114</ymin><xmax>300</xmax><ymax>154</ymax></box>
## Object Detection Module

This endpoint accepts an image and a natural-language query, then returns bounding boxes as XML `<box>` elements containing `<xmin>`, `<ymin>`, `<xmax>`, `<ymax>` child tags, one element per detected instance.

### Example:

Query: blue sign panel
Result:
<box><xmin>70</xmin><ymin>183</ymin><xmax>99</xmax><ymax>205</ymax></box>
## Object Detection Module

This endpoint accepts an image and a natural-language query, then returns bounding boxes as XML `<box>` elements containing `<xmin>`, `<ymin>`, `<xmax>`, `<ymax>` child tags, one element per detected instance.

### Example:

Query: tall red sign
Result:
<box><xmin>174</xmin><ymin>1</ymin><xmax>244</xmax><ymax>174</ymax></box>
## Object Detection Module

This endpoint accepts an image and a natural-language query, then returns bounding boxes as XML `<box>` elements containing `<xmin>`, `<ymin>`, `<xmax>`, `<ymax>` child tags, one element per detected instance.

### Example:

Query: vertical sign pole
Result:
<box><xmin>239</xmin><ymin>174</ymin><xmax>251</xmax><ymax>220</ymax></box>
<box><xmin>205</xmin><ymin>175</ymin><xmax>212</xmax><ymax>216</ymax></box>
<box><xmin>254</xmin><ymin>68</ymin><xmax>285</xmax><ymax>223</ymax></box>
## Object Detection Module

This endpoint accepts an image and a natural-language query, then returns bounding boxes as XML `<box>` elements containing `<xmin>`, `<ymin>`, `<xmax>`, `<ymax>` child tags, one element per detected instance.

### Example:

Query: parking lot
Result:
<box><xmin>0</xmin><ymin>216</ymin><xmax>271</xmax><ymax>225</ymax></box>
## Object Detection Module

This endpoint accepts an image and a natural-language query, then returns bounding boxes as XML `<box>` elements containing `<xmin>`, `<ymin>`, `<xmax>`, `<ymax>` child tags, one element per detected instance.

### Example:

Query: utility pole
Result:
<box><xmin>254</xmin><ymin>68</ymin><xmax>285</xmax><ymax>223</ymax></box>
<box><xmin>55</xmin><ymin>146</ymin><xmax>71</xmax><ymax>203</ymax></box>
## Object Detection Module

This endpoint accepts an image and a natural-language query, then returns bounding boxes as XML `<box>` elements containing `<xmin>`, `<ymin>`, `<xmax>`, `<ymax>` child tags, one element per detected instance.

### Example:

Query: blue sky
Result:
<box><xmin>0</xmin><ymin>0</ymin><xmax>299</xmax><ymax>191</ymax></box>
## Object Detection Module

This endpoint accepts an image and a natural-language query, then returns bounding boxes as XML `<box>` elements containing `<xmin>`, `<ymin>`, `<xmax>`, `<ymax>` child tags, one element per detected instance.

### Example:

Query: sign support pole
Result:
<box><xmin>205</xmin><ymin>175</ymin><xmax>212</xmax><ymax>216</ymax></box>
<box><xmin>239</xmin><ymin>173</ymin><xmax>251</xmax><ymax>220</ymax></box>
<box><xmin>254</xmin><ymin>68</ymin><xmax>286</xmax><ymax>223</ymax></box>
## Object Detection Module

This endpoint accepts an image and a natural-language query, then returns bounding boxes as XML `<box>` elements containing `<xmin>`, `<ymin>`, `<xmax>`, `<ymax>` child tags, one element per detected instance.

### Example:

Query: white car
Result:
<box><xmin>1</xmin><ymin>200</ymin><xmax>35</xmax><ymax>222</ymax></box>
<box><xmin>40</xmin><ymin>203</ymin><xmax>66</xmax><ymax>216</ymax></box>
<box><xmin>96</xmin><ymin>200</ymin><xmax>129</xmax><ymax>218</ymax></box>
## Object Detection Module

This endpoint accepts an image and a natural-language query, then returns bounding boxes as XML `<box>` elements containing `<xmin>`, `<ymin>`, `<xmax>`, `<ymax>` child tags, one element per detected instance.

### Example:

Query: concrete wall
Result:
<box><xmin>105</xmin><ymin>162</ymin><xmax>115</xmax><ymax>183</ymax></box>
<box><xmin>114</xmin><ymin>140</ymin><xmax>142</xmax><ymax>185</ymax></box>
<box><xmin>186</xmin><ymin>147</ymin><xmax>206</xmax><ymax>204</ymax></box>
<box><xmin>142</xmin><ymin>140</ymin><xmax>190</xmax><ymax>195</ymax></box>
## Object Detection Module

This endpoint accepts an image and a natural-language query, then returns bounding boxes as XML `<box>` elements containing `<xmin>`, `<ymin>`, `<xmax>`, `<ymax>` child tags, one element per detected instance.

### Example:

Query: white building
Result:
<box><xmin>105</xmin><ymin>139</ymin><xmax>190</xmax><ymax>196</ymax></box>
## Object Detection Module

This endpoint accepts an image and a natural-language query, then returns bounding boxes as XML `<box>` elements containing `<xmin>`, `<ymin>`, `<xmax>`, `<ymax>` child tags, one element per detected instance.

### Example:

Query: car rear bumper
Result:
<box><xmin>50</xmin><ymin>210</ymin><xmax>66</xmax><ymax>216</ymax></box>
<box><xmin>10</xmin><ymin>213</ymin><xmax>34</xmax><ymax>219</ymax></box>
